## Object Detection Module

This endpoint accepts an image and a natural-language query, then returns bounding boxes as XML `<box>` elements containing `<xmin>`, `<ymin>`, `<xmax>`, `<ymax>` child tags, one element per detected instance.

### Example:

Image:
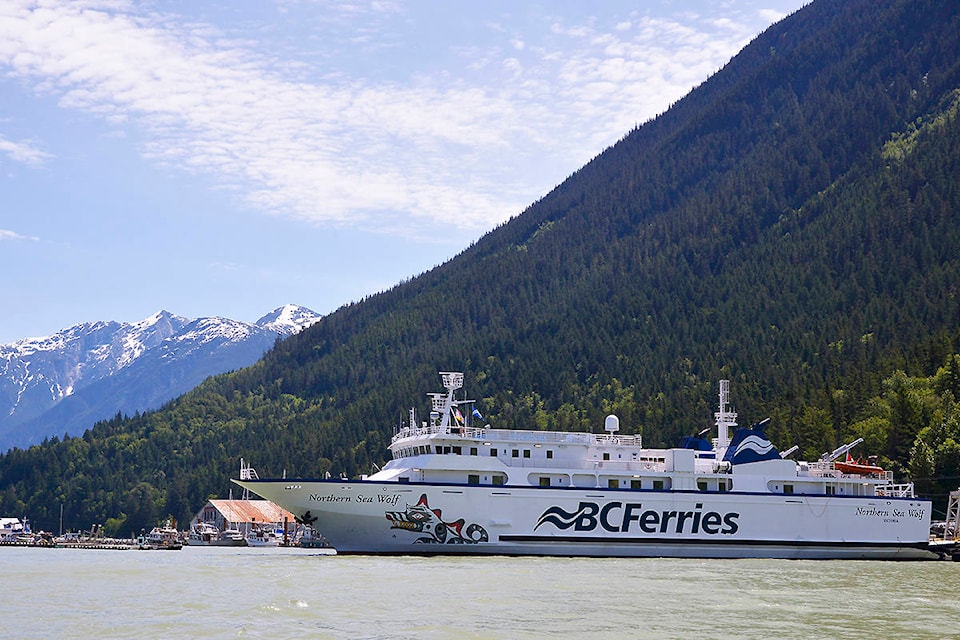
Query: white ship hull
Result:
<box><xmin>234</xmin><ymin>479</ymin><xmax>935</xmax><ymax>560</ymax></box>
<box><xmin>235</xmin><ymin>373</ymin><xmax>936</xmax><ymax>560</ymax></box>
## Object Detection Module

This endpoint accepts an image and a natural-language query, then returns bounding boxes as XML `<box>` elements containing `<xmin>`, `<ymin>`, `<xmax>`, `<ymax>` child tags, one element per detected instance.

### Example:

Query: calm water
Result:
<box><xmin>3</xmin><ymin>546</ymin><xmax>959</xmax><ymax>639</ymax></box>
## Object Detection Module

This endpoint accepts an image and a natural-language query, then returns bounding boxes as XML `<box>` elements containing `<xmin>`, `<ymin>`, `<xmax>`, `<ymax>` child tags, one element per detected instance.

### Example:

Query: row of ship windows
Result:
<box><xmin>393</xmin><ymin>445</ymin><xmax>555</xmax><ymax>459</ymax></box>
<box><xmin>397</xmin><ymin>475</ymin><xmax>734</xmax><ymax>492</ymax></box>
<box><xmin>394</xmin><ymin>475</ymin><xmax>855</xmax><ymax>495</ymax></box>
<box><xmin>392</xmin><ymin>446</ymin><xmax>668</xmax><ymax>462</ymax></box>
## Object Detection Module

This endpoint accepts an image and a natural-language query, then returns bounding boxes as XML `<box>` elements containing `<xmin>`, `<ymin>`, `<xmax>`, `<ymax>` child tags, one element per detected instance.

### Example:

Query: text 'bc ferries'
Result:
<box><xmin>235</xmin><ymin>372</ymin><xmax>935</xmax><ymax>559</ymax></box>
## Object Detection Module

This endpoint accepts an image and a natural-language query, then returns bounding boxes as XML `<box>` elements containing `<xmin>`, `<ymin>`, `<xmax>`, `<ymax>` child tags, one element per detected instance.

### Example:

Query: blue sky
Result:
<box><xmin>0</xmin><ymin>0</ymin><xmax>806</xmax><ymax>344</ymax></box>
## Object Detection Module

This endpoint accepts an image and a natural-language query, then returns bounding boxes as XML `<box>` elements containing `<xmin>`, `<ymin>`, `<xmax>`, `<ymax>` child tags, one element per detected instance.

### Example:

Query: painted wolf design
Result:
<box><xmin>385</xmin><ymin>494</ymin><xmax>489</xmax><ymax>544</ymax></box>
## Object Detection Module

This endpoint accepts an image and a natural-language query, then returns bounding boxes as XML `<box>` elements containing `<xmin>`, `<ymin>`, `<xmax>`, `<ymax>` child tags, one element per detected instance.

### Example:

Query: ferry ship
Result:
<box><xmin>234</xmin><ymin>372</ymin><xmax>935</xmax><ymax>559</ymax></box>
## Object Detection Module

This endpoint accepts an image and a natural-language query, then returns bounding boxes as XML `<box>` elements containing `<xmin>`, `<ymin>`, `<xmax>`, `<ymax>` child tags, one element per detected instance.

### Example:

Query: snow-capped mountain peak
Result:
<box><xmin>256</xmin><ymin>304</ymin><xmax>322</xmax><ymax>336</ymax></box>
<box><xmin>0</xmin><ymin>304</ymin><xmax>322</xmax><ymax>451</ymax></box>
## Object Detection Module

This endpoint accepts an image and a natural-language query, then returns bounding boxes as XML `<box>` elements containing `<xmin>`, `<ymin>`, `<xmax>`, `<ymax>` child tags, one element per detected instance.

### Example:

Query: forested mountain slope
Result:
<box><xmin>3</xmin><ymin>0</ymin><xmax>960</xmax><ymax>534</ymax></box>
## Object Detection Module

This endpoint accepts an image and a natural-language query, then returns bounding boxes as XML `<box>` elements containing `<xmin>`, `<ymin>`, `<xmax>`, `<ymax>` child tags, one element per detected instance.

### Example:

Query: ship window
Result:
<box><xmin>608</xmin><ymin>479</ymin><xmax>619</xmax><ymax>489</ymax></box>
<box><xmin>435</xmin><ymin>446</ymin><xmax>442</xmax><ymax>454</ymax></box>
<box><xmin>452</xmin><ymin>446</ymin><xmax>462</xmax><ymax>455</ymax></box>
<box><xmin>468</xmin><ymin>474</ymin><xmax>480</xmax><ymax>485</ymax></box>
<box><xmin>546</xmin><ymin>450</ymin><xmax>554</xmax><ymax>459</ymax></box>
<box><xmin>603</xmin><ymin>453</ymin><xmax>610</xmax><ymax>461</ymax></box>
<box><xmin>492</xmin><ymin>476</ymin><xmax>505</xmax><ymax>486</ymax></box>
<box><xmin>470</xmin><ymin>447</ymin><xmax>478</xmax><ymax>456</ymax></box>
<box><xmin>490</xmin><ymin>448</ymin><xmax>498</xmax><ymax>457</ymax></box>
<box><xmin>783</xmin><ymin>484</ymin><xmax>794</xmax><ymax>495</ymax></box>
<box><xmin>653</xmin><ymin>480</ymin><xmax>665</xmax><ymax>491</ymax></box>
<box><xmin>697</xmin><ymin>480</ymin><xmax>709</xmax><ymax>492</ymax></box>
<box><xmin>719</xmin><ymin>480</ymin><xmax>730</xmax><ymax>492</ymax></box>
<box><xmin>512</xmin><ymin>449</ymin><xmax>519</xmax><ymax>458</ymax></box>
<box><xmin>539</xmin><ymin>477</ymin><xmax>551</xmax><ymax>487</ymax></box>
<box><xmin>523</xmin><ymin>449</ymin><xmax>531</xmax><ymax>458</ymax></box>
<box><xmin>826</xmin><ymin>485</ymin><xmax>836</xmax><ymax>495</ymax></box>
<box><xmin>631</xmin><ymin>480</ymin><xmax>642</xmax><ymax>490</ymax></box>
<box><xmin>399</xmin><ymin>477</ymin><xmax>410</xmax><ymax>483</ymax></box>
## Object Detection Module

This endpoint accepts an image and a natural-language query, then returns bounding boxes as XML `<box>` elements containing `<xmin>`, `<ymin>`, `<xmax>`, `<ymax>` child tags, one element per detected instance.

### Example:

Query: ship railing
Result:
<box><xmin>876</xmin><ymin>482</ymin><xmax>915</xmax><ymax>498</ymax></box>
<box><xmin>473</xmin><ymin>428</ymin><xmax>643</xmax><ymax>447</ymax></box>
<box><xmin>392</xmin><ymin>423</ymin><xmax>463</xmax><ymax>441</ymax></box>
<box><xmin>393</xmin><ymin>425</ymin><xmax>643</xmax><ymax>447</ymax></box>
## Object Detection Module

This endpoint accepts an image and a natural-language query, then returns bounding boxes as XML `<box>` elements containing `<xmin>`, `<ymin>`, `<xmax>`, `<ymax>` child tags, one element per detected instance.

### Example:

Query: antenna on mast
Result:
<box><xmin>715</xmin><ymin>380</ymin><xmax>737</xmax><ymax>453</ymax></box>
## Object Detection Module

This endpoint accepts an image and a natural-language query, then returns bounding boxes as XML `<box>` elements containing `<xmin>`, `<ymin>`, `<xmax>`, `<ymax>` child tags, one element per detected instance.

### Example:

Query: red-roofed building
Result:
<box><xmin>191</xmin><ymin>499</ymin><xmax>296</xmax><ymax>538</ymax></box>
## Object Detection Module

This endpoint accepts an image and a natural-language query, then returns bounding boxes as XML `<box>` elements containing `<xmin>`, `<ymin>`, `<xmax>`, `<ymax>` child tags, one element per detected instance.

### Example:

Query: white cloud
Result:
<box><xmin>0</xmin><ymin>1</ymin><xmax>785</xmax><ymax>236</ymax></box>
<box><xmin>0</xmin><ymin>133</ymin><xmax>51</xmax><ymax>166</ymax></box>
<box><xmin>759</xmin><ymin>8</ymin><xmax>792</xmax><ymax>23</ymax></box>
<box><xmin>0</xmin><ymin>229</ymin><xmax>40</xmax><ymax>241</ymax></box>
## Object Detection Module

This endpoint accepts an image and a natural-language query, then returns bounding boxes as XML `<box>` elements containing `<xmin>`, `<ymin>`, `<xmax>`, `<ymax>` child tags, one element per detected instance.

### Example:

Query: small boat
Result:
<box><xmin>0</xmin><ymin>517</ymin><xmax>32</xmax><ymax>544</ymax></box>
<box><xmin>246</xmin><ymin>525</ymin><xmax>284</xmax><ymax>547</ymax></box>
<box><xmin>185</xmin><ymin>521</ymin><xmax>248</xmax><ymax>546</ymax></box>
<box><xmin>138</xmin><ymin>521</ymin><xmax>182</xmax><ymax>550</ymax></box>
<box><xmin>296</xmin><ymin>526</ymin><xmax>332</xmax><ymax>549</ymax></box>
<box><xmin>833</xmin><ymin>453</ymin><xmax>886</xmax><ymax>476</ymax></box>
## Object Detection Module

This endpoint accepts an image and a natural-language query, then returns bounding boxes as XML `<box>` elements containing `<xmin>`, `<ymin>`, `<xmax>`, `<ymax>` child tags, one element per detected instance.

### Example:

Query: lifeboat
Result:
<box><xmin>834</xmin><ymin>454</ymin><xmax>885</xmax><ymax>476</ymax></box>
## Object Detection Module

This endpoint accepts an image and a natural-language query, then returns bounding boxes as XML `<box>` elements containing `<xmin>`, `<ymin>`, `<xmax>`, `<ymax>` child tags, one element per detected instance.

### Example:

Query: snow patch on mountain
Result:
<box><xmin>0</xmin><ymin>305</ymin><xmax>322</xmax><ymax>451</ymax></box>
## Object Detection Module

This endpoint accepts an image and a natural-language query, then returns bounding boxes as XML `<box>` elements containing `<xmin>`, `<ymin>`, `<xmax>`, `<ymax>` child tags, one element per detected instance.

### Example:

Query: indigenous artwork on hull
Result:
<box><xmin>386</xmin><ymin>494</ymin><xmax>489</xmax><ymax>544</ymax></box>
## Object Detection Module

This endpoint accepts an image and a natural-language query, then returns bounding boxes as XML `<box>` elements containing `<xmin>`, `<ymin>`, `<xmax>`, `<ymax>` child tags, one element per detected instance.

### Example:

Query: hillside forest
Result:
<box><xmin>1</xmin><ymin>0</ymin><xmax>960</xmax><ymax>534</ymax></box>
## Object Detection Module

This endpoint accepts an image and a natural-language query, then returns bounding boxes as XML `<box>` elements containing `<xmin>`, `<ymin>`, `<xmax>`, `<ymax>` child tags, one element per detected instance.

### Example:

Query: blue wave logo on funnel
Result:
<box><xmin>723</xmin><ymin>420</ymin><xmax>781</xmax><ymax>465</ymax></box>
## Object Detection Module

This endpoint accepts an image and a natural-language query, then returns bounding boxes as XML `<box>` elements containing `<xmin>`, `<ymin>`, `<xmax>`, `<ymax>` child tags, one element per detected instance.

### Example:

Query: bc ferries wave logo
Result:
<box><xmin>385</xmin><ymin>494</ymin><xmax>489</xmax><ymax>544</ymax></box>
<box><xmin>722</xmin><ymin>422</ymin><xmax>782</xmax><ymax>465</ymax></box>
<box><xmin>735</xmin><ymin>435</ymin><xmax>776</xmax><ymax>457</ymax></box>
<box><xmin>535</xmin><ymin>501</ymin><xmax>740</xmax><ymax>535</ymax></box>
<box><xmin>536</xmin><ymin>504</ymin><xmax>593</xmax><ymax>530</ymax></box>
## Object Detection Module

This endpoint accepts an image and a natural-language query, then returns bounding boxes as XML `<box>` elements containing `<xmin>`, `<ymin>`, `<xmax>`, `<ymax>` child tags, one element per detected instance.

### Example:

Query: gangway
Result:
<box><xmin>944</xmin><ymin>489</ymin><xmax>959</xmax><ymax>541</ymax></box>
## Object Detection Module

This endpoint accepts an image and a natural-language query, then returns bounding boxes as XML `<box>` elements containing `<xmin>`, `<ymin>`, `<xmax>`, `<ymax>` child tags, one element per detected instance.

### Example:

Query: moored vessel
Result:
<box><xmin>185</xmin><ymin>521</ymin><xmax>248</xmax><ymax>546</ymax></box>
<box><xmin>137</xmin><ymin>520</ymin><xmax>182</xmax><ymax>550</ymax></box>
<box><xmin>235</xmin><ymin>372</ymin><xmax>935</xmax><ymax>559</ymax></box>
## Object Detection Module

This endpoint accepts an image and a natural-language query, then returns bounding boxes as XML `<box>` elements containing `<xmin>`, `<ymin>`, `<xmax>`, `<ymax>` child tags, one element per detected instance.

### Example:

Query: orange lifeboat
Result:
<box><xmin>834</xmin><ymin>453</ymin><xmax>885</xmax><ymax>476</ymax></box>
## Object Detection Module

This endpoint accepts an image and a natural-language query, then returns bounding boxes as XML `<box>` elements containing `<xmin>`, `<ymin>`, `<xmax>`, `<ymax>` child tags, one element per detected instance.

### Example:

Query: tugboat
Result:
<box><xmin>235</xmin><ymin>372</ymin><xmax>935</xmax><ymax>559</ymax></box>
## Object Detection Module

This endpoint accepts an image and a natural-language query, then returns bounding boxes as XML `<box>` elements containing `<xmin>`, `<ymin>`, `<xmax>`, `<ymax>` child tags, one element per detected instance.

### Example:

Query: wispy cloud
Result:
<box><xmin>0</xmin><ymin>229</ymin><xmax>40</xmax><ymax>242</ymax></box>
<box><xmin>0</xmin><ymin>133</ymin><xmax>51</xmax><ymax>167</ymax></box>
<box><xmin>0</xmin><ymin>1</ymin><xmax>776</xmax><ymax>235</ymax></box>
